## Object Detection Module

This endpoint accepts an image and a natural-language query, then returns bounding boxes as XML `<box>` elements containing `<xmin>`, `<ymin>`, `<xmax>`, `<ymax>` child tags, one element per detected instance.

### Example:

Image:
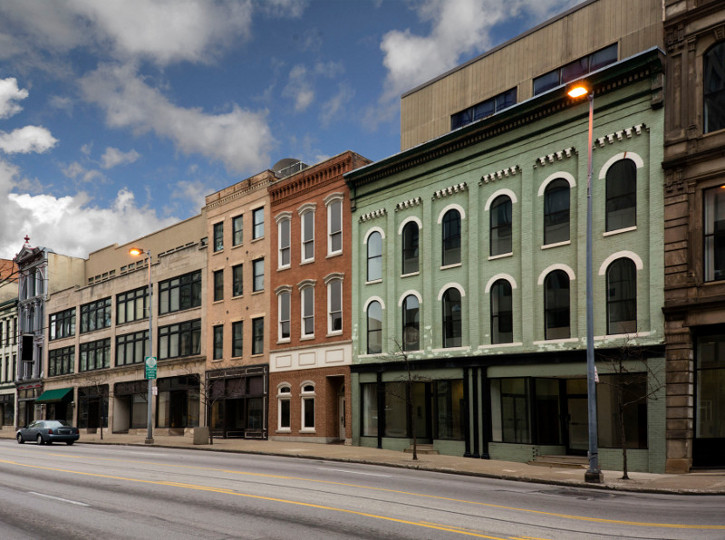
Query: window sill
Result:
<box><xmin>603</xmin><ymin>225</ymin><xmax>636</xmax><ymax>237</ymax></box>
<box><xmin>401</xmin><ymin>271</ymin><xmax>420</xmax><ymax>278</ymax></box>
<box><xmin>299</xmin><ymin>428</ymin><xmax>316</xmax><ymax>434</ymax></box>
<box><xmin>278</xmin><ymin>265</ymin><xmax>290</xmax><ymax>271</ymax></box>
<box><xmin>326</xmin><ymin>251</ymin><xmax>342</xmax><ymax>259</ymax></box>
<box><xmin>440</xmin><ymin>262</ymin><xmax>462</xmax><ymax>270</ymax></box>
<box><xmin>251</xmin><ymin>289</ymin><xmax>264</xmax><ymax>295</ymax></box>
<box><xmin>431</xmin><ymin>346</ymin><xmax>469</xmax><ymax>353</ymax></box>
<box><xmin>232</xmin><ymin>243</ymin><xmax>244</xmax><ymax>250</ymax></box>
<box><xmin>276</xmin><ymin>428</ymin><xmax>291</xmax><ymax>434</ymax></box>
<box><xmin>488</xmin><ymin>252</ymin><xmax>513</xmax><ymax>261</ymax></box>
<box><xmin>300</xmin><ymin>259</ymin><xmax>315</xmax><ymax>266</ymax></box>
<box><xmin>541</xmin><ymin>240</ymin><xmax>571</xmax><ymax>250</ymax></box>
<box><xmin>212</xmin><ymin>249</ymin><xmax>224</xmax><ymax>255</ymax></box>
<box><xmin>326</xmin><ymin>330</ymin><xmax>343</xmax><ymax>338</ymax></box>
<box><xmin>532</xmin><ymin>338</ymin><xmax>578</xmax><ymax>345</ymax></box>
<box><xmin>300</xmin><ymin>335</ymin><xmax>315</xmax><ymax>342</ymax></box>
<box><xmin>251</xmin><ymin>236</ymin><xmax>264</xmax><ymax>243</ymax></box>
<box><xmin>231</xmin><ymin>294</ymin><xmax>243</xmax><ymax>299</ymax></box>
<box><xmin>366</xmin><ymin>279</ymin><xmax>383</xmax><ymax>285</ymax></box>
<box><xmin>478</xmin><ymin>342</ymin><xmax>522</xmax><ymax>349</ymax></box>
<box><xmin>251</xmin><ymin>353</ymin><xmax>264</xmax><ymax>358</ymax></box>
<box><xmin>277</xmin><ymin>338</ymin><xmax>291</xmax><ymax>345</ymax></box>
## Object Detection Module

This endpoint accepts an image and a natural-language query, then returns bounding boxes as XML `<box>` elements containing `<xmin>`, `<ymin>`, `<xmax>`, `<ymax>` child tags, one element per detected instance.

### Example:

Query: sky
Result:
<box><xmin>0</xmin><ymin>0</ymin><xmax>581</xmax><ymax>260</ymax></box>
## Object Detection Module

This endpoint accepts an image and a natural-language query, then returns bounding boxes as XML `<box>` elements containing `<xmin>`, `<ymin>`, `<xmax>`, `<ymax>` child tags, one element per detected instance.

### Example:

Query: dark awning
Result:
<box><xmin>35</xmin><ymin>387</ymin><xmax>73</xmax><ymax>404</ymax></box>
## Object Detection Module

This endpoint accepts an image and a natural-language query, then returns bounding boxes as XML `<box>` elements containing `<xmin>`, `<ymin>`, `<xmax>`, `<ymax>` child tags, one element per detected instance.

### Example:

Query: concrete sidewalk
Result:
<box><xmin>2</xmin><ymin>428</ymin><xmax>724</xmax><ymax>495</ymax></box>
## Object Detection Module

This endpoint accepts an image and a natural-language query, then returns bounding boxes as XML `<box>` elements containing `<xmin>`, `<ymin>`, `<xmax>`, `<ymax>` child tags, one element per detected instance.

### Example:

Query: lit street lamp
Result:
<box><xmin>129</xmin><ymin>247</ymin><xmax>155</xmax><ymax>445</ymax></box>
<box><xmin>568</xmin><ymin>83</ymin><xmax>603</xmax><ymax>483</ymax></box>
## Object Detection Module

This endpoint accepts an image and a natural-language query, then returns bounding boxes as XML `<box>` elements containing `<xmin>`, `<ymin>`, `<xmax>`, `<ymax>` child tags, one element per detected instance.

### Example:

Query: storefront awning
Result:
<box><xmin>35</xmin><ymin>387</ymin><xmax>73</xmax><ymax>404</ymax></box>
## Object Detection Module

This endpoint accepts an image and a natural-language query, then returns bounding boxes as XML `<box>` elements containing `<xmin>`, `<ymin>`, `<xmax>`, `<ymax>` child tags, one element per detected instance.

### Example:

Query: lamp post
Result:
<box><xmin>568</xmin><ymin>83</ymin><xmax>603</xmax><ymax>483</ymax></box>
<box><xmin>129</xmin><ymin>247</ymin><xmax>155</xmax><ymax>445</ymax></box>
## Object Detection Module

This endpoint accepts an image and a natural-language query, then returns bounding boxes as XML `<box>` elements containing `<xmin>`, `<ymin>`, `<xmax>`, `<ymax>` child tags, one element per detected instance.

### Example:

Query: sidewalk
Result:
<box><xmin>2</xmin><ymin>428</ymin><xmax>724</xmax><ymax>495</ymax></box>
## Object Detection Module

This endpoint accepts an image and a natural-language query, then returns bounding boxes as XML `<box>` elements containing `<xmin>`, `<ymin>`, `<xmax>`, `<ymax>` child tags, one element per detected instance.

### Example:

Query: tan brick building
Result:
<box><xmin>268</xmin><ymin>152</ymin><xmax>370</xmax><ymax>443</ymax></box>
<box><xmin>203</xmin><ymin>170</ymin><xmax>276</xmax><ymax>438</ymax></box>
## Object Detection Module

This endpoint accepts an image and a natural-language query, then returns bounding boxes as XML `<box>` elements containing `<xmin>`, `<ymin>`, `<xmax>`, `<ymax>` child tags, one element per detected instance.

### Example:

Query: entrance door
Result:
<box><xmin>566</xmin><ymin>397</ymin><xmax>588</xmax><ymax>454</ymax></box>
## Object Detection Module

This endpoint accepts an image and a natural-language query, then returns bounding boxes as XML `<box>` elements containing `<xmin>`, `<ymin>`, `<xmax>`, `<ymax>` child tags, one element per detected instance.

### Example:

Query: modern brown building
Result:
<box><xmin>268</xmin><ymin>152</ymin><xmax>370</xmax><ymax>443</ymax></box>
<box><xmin>203</xmin><ymin>170</ymin><xmax>276</xmax><ymax>438</ymax></box>
<box><xmin>663</xmin><ymin>0</ymin><xmax>725</xmax><ymax>471</ymax></box>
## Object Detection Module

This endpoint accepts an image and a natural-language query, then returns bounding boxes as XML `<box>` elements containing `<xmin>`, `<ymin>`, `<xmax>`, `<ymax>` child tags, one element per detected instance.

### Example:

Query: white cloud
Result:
<box><xmin>283</xmin><ymin>65</ymin><xmax>315</xmax><ymax>113</ymax></box>
<box><xmin>0</xmin><ymin>157</ymin><xmax>176</xmax><ymax>259</ymax></box>
<box><xmin>80</xmin><ymin>63</ymin><xmax>275</xmax><ymax>174</ymax></box>
<box><xmin>172</xmin><ymin>180</ymin><xmax>208</xmax><ymax>211</ymax></box>
<box><xmin>101</xmin><ymin>147</ymin><xmax>141</xmax><ymax>169</ymax></box>
<box><xmin>373</xmin><ymin>0</ymin><xmax>582</xmax><ymax>124</ymax></box>
<box><xmin>0</xmin><ymin>78</ymin><xmax>29</xmax><ymax>119</ymax></box>
<box><xmin>0</xmin><ymin>126</ymin><xmax>57</xmax><ymax>154</ymax></box>
<box><xmin>320</xmin><ymin>83</ymin><xmax>355</xmax><ymax>127</ymax></box>
<box><xmin>61</xmin><ymin>161</ymin><xmax>106</xmax><ymax>184</ymax></box>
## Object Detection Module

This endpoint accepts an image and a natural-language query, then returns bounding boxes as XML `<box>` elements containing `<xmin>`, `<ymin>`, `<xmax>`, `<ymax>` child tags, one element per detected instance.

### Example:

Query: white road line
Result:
<box><xmin>322</xmin><ymin>468</ymin><xmax>391</xmax><ymax>477</ymax></box>
<box><xmin>28</xmin><ymin>491</ymin><xmax>90</xmax><ymax>507</ymax></box>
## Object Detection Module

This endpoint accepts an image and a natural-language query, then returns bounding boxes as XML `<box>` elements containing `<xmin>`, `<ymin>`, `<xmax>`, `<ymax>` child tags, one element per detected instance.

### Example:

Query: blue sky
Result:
<box><xmin>0</xmin><ymin>0</ymin><xmax>580</xmax><ymax>260</ymax></box>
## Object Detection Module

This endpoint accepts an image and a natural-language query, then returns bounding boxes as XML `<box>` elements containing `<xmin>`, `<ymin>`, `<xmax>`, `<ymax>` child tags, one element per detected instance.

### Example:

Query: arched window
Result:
<box><xmin>606</xmin><ymin>258</ymin><xmax>637</xmax><ymax>334</ymax></box>
<box><xmin>301</xmin><ymin>285</ymin><xmax>314</xmax><ymax>338</ymax></box>
<box><xmin>301</xmin><ymin>209</ymin><xmax>315</xmax><ymax>262</ymax></box>
<box><xmin>442</xmin><ymin>288</ymin><xmax>462</xmax><ymax>348</ymax></box>
<box><xmin>490</xmin><ymin>196</ymin><xmax>512</xmax><ymax>256</ymax></box>
<box><xmin>704</xmin><ymin>184</ymin><xmax>725</xmax><ymax>281</ymax></box>
<box><xmin>544</xmin><ymin>179</ymin><xmax>570</xmax><ymax>245</ymax></box>
<box><xmin>327</xmin><ymin>278</ymin><xmax>342</xmax><ymax>334</ymax></box>
<box><xmin>704</xmin><ymin>42</ymin><xmax>725</xmax><ymax>134</ymax></box>
<box><xmin>402</xmin><ymin>295</ymin><xmax>420</xmax><ymax>351</ymax></box>
<box><xmin>442</xmin><ymin>209</ymin><xmax>461</xmax><ymax>265</ymax></box>
<box><xmin>605</xmin><ymin>159</ymin><xmax>636</xmax><ymax>231</ymax></box>
<box><xmin>367</xmin><ymin>301</ymin><xmax>383</xmax><ymax>354</ymax></box>
<box><xmin>367</xmin><ymin>231</ymin><xmax>382</xmax><ymax>282</ymax></box>
<box><xmin>490</xmin><ymin>280</ymin><xmax>513</xmax><ymax>344</ymax></box>
<box><xmin>277</xmin><ymin>384</ymin><xmax>291</xmax><ymax>431</ymax></box>
<box><xmin>544</xmin><ymin>270</ymin><xmax>570</xmax><ymax>340</ymax></box>
<box><xmin>278</xmin><ymin>217</ymin><xmax>290</xmax><ymax>268</ymax></box>
<box><xmin>401</xmin><ymin>222</ymin><xmax>419</xmax><ymax>274</ymax></box>
<box><xmin>278</xmin><ymin>290</ymin><xmax>290</xmax><ymax>341</ymax></box>
<box><xmin>301</xmin><ymin>383</ymin><xmax>316</xmax><ymax>431</ymax></box>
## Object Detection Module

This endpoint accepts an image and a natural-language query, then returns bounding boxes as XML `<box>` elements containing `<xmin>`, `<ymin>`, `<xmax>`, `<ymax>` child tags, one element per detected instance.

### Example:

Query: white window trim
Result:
<box><xmin>326</xmin><ymin>277</ymin><xmax>343</xmax><ymax>336</ymax></box>
<box><xmin>277</xmin><ymin>217</ymin><xmax>291</xmax><ymax>270</ymax></box>
<box><xmin>300</xmin><ymin>382</ymin><xmax>316</xmax><ymax>432</ymax></box>
<box><xmin>277</xmin><ymin>288</ymin><xmax>291</xmax><ymax>343</ymax></box>
<box><xmin>277</xmin><ymin>383</ymin><xmax>292</xmax><ymax>432</ymax></box>
<box><xmin>299</xmin><ymin>283</ymin><xmax>315</xmax><ymax>338</ymax></box>
<box><xmin>252</xmin><ymin>207</ymin><xmax>265</xmax><ymax>240</ymax></box>
<box><xmin>326</xmin><ymin>194</ymin><xmax>344</xmax><ymax>257</ymax></box>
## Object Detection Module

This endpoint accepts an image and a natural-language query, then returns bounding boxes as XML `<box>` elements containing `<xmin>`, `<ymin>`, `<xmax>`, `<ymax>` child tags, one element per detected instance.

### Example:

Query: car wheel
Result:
<box><xmin>36</xmin><ymin>434</ymin><xmax>44</xmax><ymax>445</ymax></box>
<box><xmin>16</xmin><ymin>433</ymin><xmax>24</xmax><ymax>444</ymax></box>
<box><xmin>66</xmin><ymin>441</ymin><xmax>74</xmax><ymax>446</ymax></box>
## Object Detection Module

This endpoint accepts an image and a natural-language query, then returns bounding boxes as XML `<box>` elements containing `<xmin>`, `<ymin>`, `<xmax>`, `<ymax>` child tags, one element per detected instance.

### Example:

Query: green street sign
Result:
<box><xmin>145</xmin><ymin>356</ymin><xmax>157</xmax><ymax>380</ymax></box>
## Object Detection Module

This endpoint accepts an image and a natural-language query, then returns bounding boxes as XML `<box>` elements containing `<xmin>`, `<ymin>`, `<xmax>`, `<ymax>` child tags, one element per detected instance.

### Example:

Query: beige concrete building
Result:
<box><xmin>203</xmin><ymin>170</ymin><xmax>276</xmax><ymax>438</ymax></box>
<box><xmin>42</xmin><ymin>215</ymin><xmax>207</xmax><ymax>436</ymax></box>
<box><xmin>399</xmin><ymin>0</ymin><xmax>664</xmax><ymax>150</ymax></box>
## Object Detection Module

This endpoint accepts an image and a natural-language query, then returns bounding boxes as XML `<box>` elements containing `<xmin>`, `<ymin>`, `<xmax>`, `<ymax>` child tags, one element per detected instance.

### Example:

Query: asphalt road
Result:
<box><xmin>0</xmin><ymin>440</ymin><xmax>723</xmax><ymax>539</ymax></box>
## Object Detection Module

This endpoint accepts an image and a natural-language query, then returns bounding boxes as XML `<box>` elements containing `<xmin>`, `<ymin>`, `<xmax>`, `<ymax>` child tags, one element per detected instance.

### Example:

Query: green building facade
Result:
<box><xmin>346</xmin><ymin>50</ymin><xmax>667</xmax><ymax>473</ymax></box>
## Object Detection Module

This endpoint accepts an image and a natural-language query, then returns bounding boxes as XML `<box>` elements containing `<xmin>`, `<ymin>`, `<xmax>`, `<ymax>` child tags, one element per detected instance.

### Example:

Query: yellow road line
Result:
<box><xmin>3</xmin><ymin>451</ymin><xmax>724</xmax><ymax>531</ymax></box>
<box><xmin>0</xmin><ymin>458</ymin><xmax>505</xmax><ymax>539</ymax></box>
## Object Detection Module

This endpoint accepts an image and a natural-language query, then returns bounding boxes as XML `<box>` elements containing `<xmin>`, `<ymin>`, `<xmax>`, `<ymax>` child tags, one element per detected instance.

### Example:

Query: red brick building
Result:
<box><xmin>268</xmin><ymin>152</ymin><xmax>370</xmax><ymax>443</ymax></box>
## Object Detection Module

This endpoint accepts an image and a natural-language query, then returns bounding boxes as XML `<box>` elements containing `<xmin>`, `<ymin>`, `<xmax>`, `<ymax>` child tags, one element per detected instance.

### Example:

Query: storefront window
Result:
<box><xmin>384</xmin><ymin>382</ymin><xmax>407</xmax><ymax>437</ymax></box>
<box><xmin>434</xmin><ymin>380</ymin><xmax>463</xmax><ymax>440</ymax></box>
<box><xmin>597</xmin><ymin>373</ymin><xmax>648</xmax><ymax>449</ymax></box>
<box><xmin>361</xmin><ymin>383</ymin><xmax>378</xmax><ymax>437</ymax></box>
<box><xmin>696</xmin><ymin>334</ymin><xmax>725</xmax><ymax>439</ymax></box>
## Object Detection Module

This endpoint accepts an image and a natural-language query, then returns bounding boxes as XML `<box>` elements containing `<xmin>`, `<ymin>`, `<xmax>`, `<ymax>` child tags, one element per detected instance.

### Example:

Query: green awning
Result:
<box><xmin>35</xmin><ymin>387</ymin><xmax>73</xmax><ymax>404</ymax></box>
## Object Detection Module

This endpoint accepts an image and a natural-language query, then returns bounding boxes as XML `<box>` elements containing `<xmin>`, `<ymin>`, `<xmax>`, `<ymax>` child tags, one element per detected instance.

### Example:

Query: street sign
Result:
<box><xmin>145</xmin><ymin>356</ymin><xmax>157</xmax><ymax>380</ymax></box>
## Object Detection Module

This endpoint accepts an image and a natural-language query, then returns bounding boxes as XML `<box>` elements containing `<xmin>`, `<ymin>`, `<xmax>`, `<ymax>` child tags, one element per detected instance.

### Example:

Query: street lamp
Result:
<box><xmin>567</xmin><ymin>83</ymin><xmax>603</xmax><ymax>483</ymax></box>
<box><xmin>129</xmin><ymin>247</ymin><xmax>155</xmax><ymax>445</ymax></box>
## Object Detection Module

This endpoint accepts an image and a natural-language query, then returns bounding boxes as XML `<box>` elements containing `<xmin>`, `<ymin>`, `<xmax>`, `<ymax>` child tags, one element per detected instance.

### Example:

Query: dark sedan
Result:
<box><xmin>17</xmin><ymin>420</ymin><xmax>80</xmax><ymax>445</ymax></box>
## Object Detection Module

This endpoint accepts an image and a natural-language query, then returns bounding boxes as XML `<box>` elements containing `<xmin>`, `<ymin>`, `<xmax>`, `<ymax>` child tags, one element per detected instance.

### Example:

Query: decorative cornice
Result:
<box><xmin>205</xmin><ymin>176</ymin><xmax>274</xmax><ymax>211</ymax></box>
<box><xmin>359</xmin><ymin>208</ymin><xmax>387</xmax><ymax>223</ymax></box>
<box><xmin>432</xmin><ymin>182</ymin><xmax>467</xmax><ymax>200</ymax></box>
<box><xmin>593</xmin><ymin>123</ymin><xmax>647</xmax><ymax>150</ymax></box>
<box><xmin>479</xmin><ymin>165</ymin><xmax>520</xmax><ymax>184</ymax></box>
<box><xmin>395</xmin><ymin>197</ymin><xmax>422</xmax><ymax>211</ymax></box>
<box><xmin>534</xmin><ymin>148</ymin><xmax>575</xmax><ymax>168</ymax></box>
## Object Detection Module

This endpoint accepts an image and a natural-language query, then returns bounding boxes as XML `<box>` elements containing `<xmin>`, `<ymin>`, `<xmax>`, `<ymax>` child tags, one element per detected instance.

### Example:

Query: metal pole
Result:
<box><xmin>585</xmin><ymin>93</ymin><xmax>602</xmax><ymax>483</ymax></box>
<box><xmin>145</xmin><ymin>250</ymin><xmax>154</xmax><ymax>445</ymax></box>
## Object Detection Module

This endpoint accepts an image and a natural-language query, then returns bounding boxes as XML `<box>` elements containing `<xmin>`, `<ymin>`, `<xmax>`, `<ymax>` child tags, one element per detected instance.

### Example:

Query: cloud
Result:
<box><xmin>372</xmin><ymin>0</ymin><xmax>582</xmax><ymax>125</ymax></box>
<box><xmin>283</xmin><ymin>65</ymin><xmax>315</xmax><ymax>113</ymax></box>
<box><xmin>258</xmin><ymin>0</ymin><xmax>308</xmax><ymax>18</ymax></box>
<box><xmin>101</xmin><ymin>147</ymin><xmax>141</xmax><ymax>169</ymax></box>
<box><xmin>80</xmin><ymin>63</ymin><xmax>275</xmax><ymax>174</ymax></box>
<box><xmin>320</xmin><ymin>83</ymin><xmax>355</xmax><ymax>127</ymax></box>
<box><xmin>0</xmin><ymin>126</ymin><xmax>57</xmax><ymax>154</ymax></box>
<box><xmin>61</xmin><ymin>161</ymin><xmax>106</xmax><ymax>184</ymax></box>
<box><xmin>0</xmin><ymin>157</ymin><xmax>176</xmax><ymax>259</ymax></box>
<box><xmin>172</xmin><ymin>180</ymin><xmax>208</xmax><ymax>211</ymax></box>
<box><xmin>0</xmin><ymin>78</ymin><xmax>29</xmax><ymax>119</ymax></box>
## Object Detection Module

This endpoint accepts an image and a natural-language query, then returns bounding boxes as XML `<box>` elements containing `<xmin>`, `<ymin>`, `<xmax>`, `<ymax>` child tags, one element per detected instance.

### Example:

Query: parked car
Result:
<box><xmin>17</xmin><ymin>420</ymin><xmax>80</xmax><ymax>445</ymax></box>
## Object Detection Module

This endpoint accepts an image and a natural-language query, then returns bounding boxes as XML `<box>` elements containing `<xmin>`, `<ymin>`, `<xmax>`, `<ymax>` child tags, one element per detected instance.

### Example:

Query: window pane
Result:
<box><xmin>402</xmin><ymin>222</ymin><xmax>419</xmax><ymax>274</ymax></box>
<box><xmin>607</xmin><ymin>259</ymin><xmax>637</xmax><ymax>334</ymax></box>
<box><xmin>232</xmin><ymin>264</ymin><xmax>243</xmax><ymax>296</ymax></box>
<box><xmin>544</xmin><ymin>179</ymin><xmax>570</xmax><ymax>245</ymax></box>
<box><xmin>213</xmin><ymin>222</ymin><xmax>223</xmax><ymax>252</ymax></box>
<box><xmin>490</xmin><ymin>196</ymin><xmax>512</xmax><ymax>256</ymax></box>
<box><xmin>279</xmin><ymin>292</ymin><xmax>290</xmax><ymax>339</ymax></box>
<box><xmin>253</xmin><ymin>259</ymin><xmax>264</xmax><ymax>292</ymax></box>
<box><xmin>533</xmin><ymin>70</ymin><xmax>560</xmax><ymax>95</ymax></box>
<box><xmin>302</xmin><ymin>287</ymin><xmax>314</xmax><ymax>336</ymax></box>
<box><xmin>232</xmin><ymin>215</ymin><xmax>243</xmax><ymax>245</ymax></box>
<box><xmin>704</xmin><ymin>185</ymin><xmax>725</xmax><ymax>282</ymax></box>
<box><xmin>329</xmin><ymin>280</ymin><xmax>342</xmax><ymax>332</ymax></box>
<box><xmin>442</xmin><ymin>289</ymin><xmax>462</xmax><ymax>348</ymax></box>
<box><xmin>402</xmin><ymin>295</ymin><xmax>419</xmax><ymax>351</ymax></box>
<box><xmin>279</xmin><ymin>219</ymin><xmax>290</xmax><ymax>267</ymax></box>
<box><xmin>329</xmin><ymin>200</ymin><xmax>342</xmax><ymax>253</ymax></box>
<box><xmin>606</xmin><ymin>159</ymin><xmax>637</xmax><ymax>231</ymax></box>
<box><xmin>491</xmin><ymin>280</ymin><xmax>513</xmax><ymax>344</ymax></box>
<box><xmin>384</xmin><ymin>382</ymin><xmax>407</xmax><ymax>437</ymax></box>
<box><xmin>253</xmin><ymin>208</ymin><xmax>264</xmax><ymax>239</ymax></box>
<box><xmin>545</xmin><ymin>271</ymin><xmax>570</xmax><ymax>339</ymax></box>
<box><xmin>302</xmin><ymin>211</ymin><xmax>314</xmax><ymax>260</ymax></box>
<box><xmin>442</xmin><ymin>210</ymin><xmax>461</xmax><ymax>266</ymax></box>
<box><xmin>362</xmin><ymin>383</ymin><xmax>378</xmax><ymax>436</ymax></box>
<box><xmin>367</xmin><ymin>232</ymin><xmax>382</xmax><ymax>281</ymax></box>
<box><xmin>367</xmin><ymin>301</ymin><xmax>382</xmax><ymax>354</ymax></box>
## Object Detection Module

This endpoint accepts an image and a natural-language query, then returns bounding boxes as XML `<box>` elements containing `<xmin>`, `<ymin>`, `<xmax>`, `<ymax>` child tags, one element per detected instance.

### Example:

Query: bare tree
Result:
<box><xmin>599</xmin><ymin>340</ymin><xmax>664</xmax><ymax>479</ymax></box>
<box><xmin>181</xmin><ymin>363</ymin><xmax>218</xmax><ymax>445</ymax></box>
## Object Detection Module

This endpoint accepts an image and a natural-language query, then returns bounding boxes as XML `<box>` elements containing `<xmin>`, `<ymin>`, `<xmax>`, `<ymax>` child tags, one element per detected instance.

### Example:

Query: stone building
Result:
<box><xmin>662</xmin><ymin>0</ymin><xmax>725</xmax><ymax>471</ymax></box>
<box><xmin>267</xmin><ymin>152</ymin><xmax>370</xmax><ymax>443</ymax></box>
<box><xmin>41</xmin><ymin>216</ymin><xmax>207</xmax><ymax>436</ymax></box>
<box><xmin>0</xmin><ymin>259</ymin><xmax>18</xmax><ymax>428</ymax></box>
<box><xmin>346</xmin><ymin>1</ymin><xmax>667</xmax><ymax>472</ymax></box>
<box><xmin>203</xmin><ymin>170</ymin><xmax>276</xmax><ymax>438</ymax></box>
